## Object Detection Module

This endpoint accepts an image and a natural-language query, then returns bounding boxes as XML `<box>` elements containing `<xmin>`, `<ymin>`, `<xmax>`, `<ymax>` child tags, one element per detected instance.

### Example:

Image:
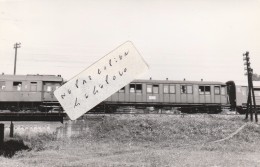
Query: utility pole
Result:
<box><xmin>10</xmin><ymin>42</ymin><xmax>21</xmax><ymax>137</ymax></box>
<box><xmin>243</xmin><ymin>51</ymin><xmax>258</xmax><ymax>122</ymax></box>
<box><xmin>13</xmin><ymin>42</ymin><xmax>21</xmax><ymax>75</ymax></box>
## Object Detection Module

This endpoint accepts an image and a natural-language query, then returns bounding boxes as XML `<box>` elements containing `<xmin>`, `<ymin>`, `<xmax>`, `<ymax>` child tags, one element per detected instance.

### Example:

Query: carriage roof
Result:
<box><xmin>132</xmin><ymin>79</ymin><xmax>226</xmax><ymax>85</ymax></box>
<box><xmin>0</xmin><ymin>74</ymin><xmax>63</xmax><ymax>82</ymax></box>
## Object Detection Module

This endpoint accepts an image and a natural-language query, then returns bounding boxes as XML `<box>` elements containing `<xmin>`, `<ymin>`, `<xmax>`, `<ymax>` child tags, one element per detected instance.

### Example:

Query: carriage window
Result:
<box><xmin>205</xmin><ymin>86</ymin><xmax>211</xmax><ymax>95</ymax></box>
<box><xmin>119</xmin><ymin>87</ymin><xmax>125</xmax><ymax>93</ymax></box>
<box><xmin>170</xmin><ymin>85</ymin><xmax>175</xmax><ymax>94</ymax></box>
<box><xmin>163</xmin><ymin>85</ymin><xmax>169</xmax><ymax>93</ymax></box>
<box><xmin>153</xmin><ymin>85</ymin><xmax>159</xmax><ymax>94</ymax></box>
<box><xmin>47</xmin><ymin>86</ymin><xmax>52</xmax><ymax>92</ymax></box>
<box><xmin>187</xmin><ymin>85</ymin><xmax>193</xmax><ymax>94</ymax></box>
<box><xmin>0</xmin><ymin>81</ymin><xmax>5</xmax><ymax>90</ymax></box>
<box><xmin>130</xmin><ymin>84</ymin><xmax>135</xmax><ymax>93</ymax></box>
<box><xmin>221</xmin><ymin>86</ymin><xmax>226</xmax><ymax>95</ymax></box>
<box><xmin>147</xmin><ymin>85</ymin><xmax>152</xmax><ymax>93</ymax></box>
<box><xmin>181</xmin><ymin>85</ymin><xmax>187</xmax><ymax>94</ymax></box>
<box><xmin>136</xmin><ymin>84</ymin><xmax>142</xmax><ymax>93</ymax></box>
<box><xmin>13</xmin><ymin>82</ymin><xmax>22</xmax><ymax>91</ymax></box>
<box><xmin>254</xmin><ymin>89</ymin><xmax>260</xmax><ymax>96</ymax></box>
<box><xmin>214</xmin><ymin>86</ymin><xmax>220</xmax><ymax>95</ymax></box>
<box><xmin>199</xmin><ymin>86</ymin><xmax>210</xmax><ymax>95</ymax></box>
<box><xmin>30</xmin><ymin>82</ymin><xmax>37</xmax><ymax>91</ymax></box>
<box><xmin>199</xmin><ymin>86</ymin><xmax>204</xmax><ymax>94</ymax></box>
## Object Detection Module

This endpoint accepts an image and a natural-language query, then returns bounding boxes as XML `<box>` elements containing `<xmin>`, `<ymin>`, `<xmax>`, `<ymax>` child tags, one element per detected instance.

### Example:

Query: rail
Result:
<box><xmin>0</xmin><ymin>112</ymin><xmax>66</xmax><ymax>123</ymax></box>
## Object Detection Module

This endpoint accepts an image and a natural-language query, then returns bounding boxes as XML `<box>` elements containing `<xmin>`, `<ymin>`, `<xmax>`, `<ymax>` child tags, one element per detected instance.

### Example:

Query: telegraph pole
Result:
<box><xmin>10</xmin><ymin>42</ymin><xmax>21</xmax><ymax>137</ymax></box>
<box><xmin>243</xmin><ymin>51</ymin><xmax>258</xmax><ymax>122</ymax></box>
<box><xmin>13</xmin><ymin>42</ymin><xmax>21</xmax><ymax>75</ymax></box>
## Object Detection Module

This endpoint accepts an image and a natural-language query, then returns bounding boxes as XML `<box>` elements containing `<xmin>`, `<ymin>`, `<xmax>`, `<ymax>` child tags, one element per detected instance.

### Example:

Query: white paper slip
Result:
<box><xmin>54</xmin><ymin>41</ymin><xmax>149</xmax><ymax>120</ymax></box>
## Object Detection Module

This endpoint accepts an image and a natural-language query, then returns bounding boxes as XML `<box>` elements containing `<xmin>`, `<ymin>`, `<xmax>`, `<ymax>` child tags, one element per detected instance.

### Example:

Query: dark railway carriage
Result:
<box><xmin>0</xmin><ymin>74</ymin><xmax>63</xmax><ymax>112</ymax></box>
<box><xmin>226</xmin><ymin>81</ymin><xmax>260</xmax><ymax>113</ymax></box>
<box><xmin>102</xmin><ymin>79</ymin><xmax>229</xmax><ymax>113</ymax></box>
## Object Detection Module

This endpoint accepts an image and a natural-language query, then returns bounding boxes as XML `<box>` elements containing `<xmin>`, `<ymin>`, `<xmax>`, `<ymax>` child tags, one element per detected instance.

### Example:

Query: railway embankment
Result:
<box><xmin>0</xmin><ymin>114</ymin><xmax>260</xmax><ymax>166</ymax></box>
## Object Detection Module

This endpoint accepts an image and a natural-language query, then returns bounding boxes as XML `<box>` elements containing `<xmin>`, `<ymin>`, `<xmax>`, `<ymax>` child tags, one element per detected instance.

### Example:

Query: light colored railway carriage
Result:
<box><xmin>227</xmin><ymin>81</ymin><xmax>260</xmax><ymax>113</ymax></box>
<box><xmin>103</xmin><ymin>79</ymin><xmax>229</xmax><ymax>113</ymax></box>
<box><xmin>0</xmin><ymin>74</ymin><xmax>63</xmax><ymax>111</ymax></box>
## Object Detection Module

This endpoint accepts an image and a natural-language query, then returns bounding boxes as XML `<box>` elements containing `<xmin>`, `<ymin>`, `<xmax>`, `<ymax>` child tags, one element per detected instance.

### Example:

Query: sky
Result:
<box><xmin>0</xmin><ymin>0</ymin><xmax>260</xmax><ymax>83</ymax></box>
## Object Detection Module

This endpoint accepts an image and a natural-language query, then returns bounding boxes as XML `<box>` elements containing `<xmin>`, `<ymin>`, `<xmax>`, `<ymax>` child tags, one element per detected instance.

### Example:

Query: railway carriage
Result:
<box><xmin>0</xmin><ymin>74</ymin><xmax>230</xmax><ymax>113</ymax></box>
<box><xmin>102</xmin><ymin>79</ymin><xmax>229</xmax><ymax>113</ymax></box>
<box><xmin>0</xmin><ymin>74</ymin><xmax>63</xmax><ymax>112</ymax></box>
<box><xmin>226</xmin><ymin>81</ymin><xmax>260</xmax><ymax>113</ymax></box>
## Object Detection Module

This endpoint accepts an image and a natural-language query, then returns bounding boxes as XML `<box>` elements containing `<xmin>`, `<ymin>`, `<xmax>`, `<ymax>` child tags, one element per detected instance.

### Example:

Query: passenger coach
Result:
<box><xmin>103</xmin><ymin>79</ymin><xmax>229</xmax><ymax>113</ymax></box>
<box><xmin>0</xmin><ymin>74</ymin><xmax>63</xmax><ymax>111</ymax></box>
<box><xmin>226</xmin><ymin>81</ymin><xmax>260</xmax><ymax>113</ymax></box>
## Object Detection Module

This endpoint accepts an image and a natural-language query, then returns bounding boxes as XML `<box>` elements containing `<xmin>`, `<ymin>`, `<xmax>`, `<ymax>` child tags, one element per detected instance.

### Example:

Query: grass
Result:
<box><xmin>1</xmin><ymin>114</ymin><xmax>260</xmax><ymax>167</ymax></box>
<box><xmin>88</xmin><ymin>114</ymin><xmax>247</xmax><ymax>144</ymax></box>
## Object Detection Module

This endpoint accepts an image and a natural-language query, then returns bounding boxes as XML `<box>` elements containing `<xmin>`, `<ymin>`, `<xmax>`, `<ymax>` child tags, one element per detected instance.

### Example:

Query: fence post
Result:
<box><xmin>10</xmin><ymin>121</ymin><xmax>14</xmax><ymax>138</ymax></box>
<box><xmin>0</xmin><ymin>124</ymin><xmax>4</xmax><ymax>147</ymax></box>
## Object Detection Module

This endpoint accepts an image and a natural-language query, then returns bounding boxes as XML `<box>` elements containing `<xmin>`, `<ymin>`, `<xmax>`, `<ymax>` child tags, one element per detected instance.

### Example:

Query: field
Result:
<box><xmin>0</xmin><ymin>114</ymin><xmax>260</xmax><ymax>167</ymax></box>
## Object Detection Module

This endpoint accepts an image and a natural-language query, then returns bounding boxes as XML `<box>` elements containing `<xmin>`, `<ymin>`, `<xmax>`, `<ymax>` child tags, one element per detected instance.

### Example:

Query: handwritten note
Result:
<box><xmin>54</xmin><ymin>41</ymin><xmax>149</xmax><ymax>120</ymax></box>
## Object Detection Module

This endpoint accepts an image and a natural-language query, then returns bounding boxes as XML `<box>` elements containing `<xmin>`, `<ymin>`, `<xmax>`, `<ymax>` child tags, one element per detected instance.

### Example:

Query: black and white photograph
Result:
<box><xmin>0</xmin><ymin>0</ymin><xmax>260</xmax><ymax>166</ymax></box>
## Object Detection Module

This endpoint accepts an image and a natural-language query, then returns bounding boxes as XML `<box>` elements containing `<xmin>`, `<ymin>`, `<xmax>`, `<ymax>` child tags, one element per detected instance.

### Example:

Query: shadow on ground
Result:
<box><xmin>0</xmin><ymin>140</ymin><xmax>29</xmax><ymax>158</ymax></box>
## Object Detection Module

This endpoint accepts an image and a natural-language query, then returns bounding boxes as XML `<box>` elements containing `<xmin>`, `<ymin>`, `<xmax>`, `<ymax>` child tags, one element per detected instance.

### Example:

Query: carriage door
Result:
<box><xmin>199</xmin><ymin>86</ymin><xmax>211</xmax><ymax>103</ymax></box>
<box><xmin>214</xmin><ymin>86</ymin><xmax>221</xmax><ymax>103</ymax></box>
<box><xmin>43</xmin><ymin>82</ymin><xmax>55</xmax><ymax>101</ymax></box>
<box><xmin>220</xmin><ymin>85</ymin><xmax>228</xmax><ymax>104</ymax></box>
<box><xmin>180</xmin><ymin>85</ymin><xmax>193</xmax><ymax>103</ymax></box>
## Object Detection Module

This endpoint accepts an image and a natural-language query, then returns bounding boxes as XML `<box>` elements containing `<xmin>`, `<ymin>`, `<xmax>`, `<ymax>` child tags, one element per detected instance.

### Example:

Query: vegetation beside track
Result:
<box><xmin>1</xmin><ymin>114</ymin><xmax>260</xmax><ymax>167</ymax></box>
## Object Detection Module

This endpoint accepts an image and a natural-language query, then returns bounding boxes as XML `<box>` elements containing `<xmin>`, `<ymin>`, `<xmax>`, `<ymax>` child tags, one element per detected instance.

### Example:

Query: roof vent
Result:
<box><xmin>201</xmin><ymin>79</ymin><xmax>203</xmax><ymax>81</ymax></box>
<box><xmin>183</xmin><ymin>78</ymin><xmax>186</xmax><ymax>81</ymax></box>
<box><xmin>166</xmin><ymin>78</ymin><xmax>168</xmax><ymax>80</ymax></box>
<box><xmin>150</xmin><ymin>77</ymin><xmax>152</xmax><ymax>80</ymax></box>
<box><xmin>1</xmin><ymin>73</ymin><xmax>4</xmax><ymax>75</ymax></box>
